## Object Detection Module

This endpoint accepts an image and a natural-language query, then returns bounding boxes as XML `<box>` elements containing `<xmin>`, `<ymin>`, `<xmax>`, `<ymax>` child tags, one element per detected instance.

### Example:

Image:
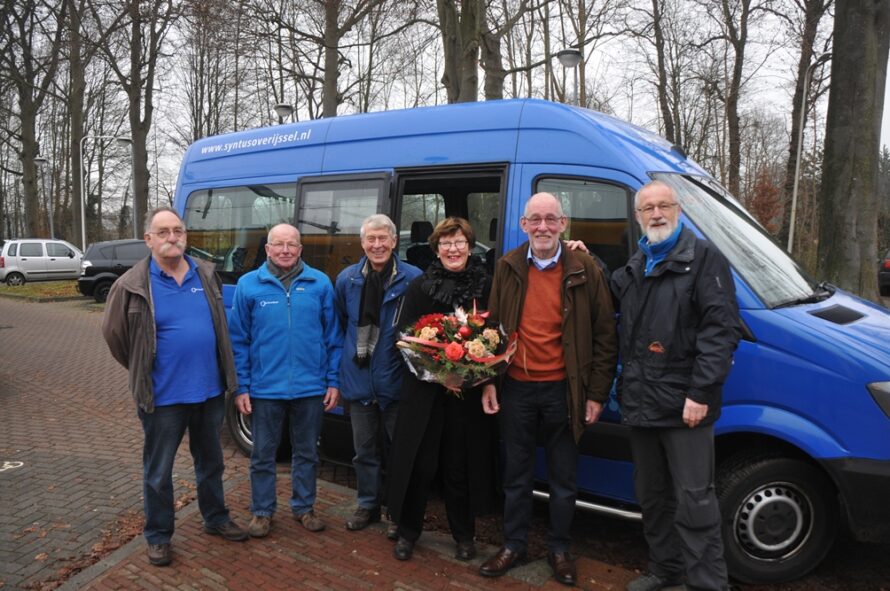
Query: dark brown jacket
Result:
<box><xmin>101</xmin><ymin>256</ymin><xmax>238</xmax><ymax>413</ymax></box>
<box><xmin>489</xmin><ymin>242</ymin><xmax>618</xmax><ymax>442</ymax></box>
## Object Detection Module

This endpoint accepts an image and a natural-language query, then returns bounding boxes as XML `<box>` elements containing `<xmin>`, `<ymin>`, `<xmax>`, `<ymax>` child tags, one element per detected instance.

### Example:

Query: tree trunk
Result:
<box><xmin>817</xmin><ymin>0</ymin><xmax>890</xmax><ymax>300</ymax></box>
<box><xmin>69</xmin><ymin>0</ymin><xmax>86</xmax><ymax>249</ymax></box>
<box><xmin>322</xmin><ymin>0</ymin><xmax>341</xmax><ymax>117</ymax></box>
<box><xmin>651</xmin><ymin>0</ymin><xmax>675</xmax><ymax>143</ymax></box>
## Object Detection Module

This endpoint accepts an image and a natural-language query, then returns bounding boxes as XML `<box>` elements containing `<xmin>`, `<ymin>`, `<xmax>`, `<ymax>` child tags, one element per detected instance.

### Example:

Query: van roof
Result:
<box><xmin>178</xmin><ymin>98</ymin><xmax>707</xmax><ymax>189</ymax></box>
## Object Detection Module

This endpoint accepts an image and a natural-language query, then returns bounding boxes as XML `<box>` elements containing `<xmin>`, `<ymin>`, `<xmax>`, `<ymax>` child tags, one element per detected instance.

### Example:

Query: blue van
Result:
<box><xmin>173</xmin><ymin>98</ymin><xmax>890</xmax><ymax>584</ymax></box>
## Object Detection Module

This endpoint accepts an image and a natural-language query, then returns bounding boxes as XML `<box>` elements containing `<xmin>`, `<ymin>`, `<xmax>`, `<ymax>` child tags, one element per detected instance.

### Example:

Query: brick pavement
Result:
<box><xmin>0</xmin><ymin>297</ymin><xmax>635</xmax><ymax>590</ymax></box>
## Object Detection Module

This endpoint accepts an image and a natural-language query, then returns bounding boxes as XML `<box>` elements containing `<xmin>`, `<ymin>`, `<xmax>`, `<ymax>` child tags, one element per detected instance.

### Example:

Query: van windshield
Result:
<box><xmin>653</xmin><ymin>173</ymin><xmax>819</xmax><ymax>308</ymax></box>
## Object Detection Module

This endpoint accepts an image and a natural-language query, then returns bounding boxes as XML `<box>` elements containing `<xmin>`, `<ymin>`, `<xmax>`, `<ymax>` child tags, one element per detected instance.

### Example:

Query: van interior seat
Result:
<box><xmin>406</xmin><ymin>221</ymin><xmax>435</xmax><ymax>269</ymax></box>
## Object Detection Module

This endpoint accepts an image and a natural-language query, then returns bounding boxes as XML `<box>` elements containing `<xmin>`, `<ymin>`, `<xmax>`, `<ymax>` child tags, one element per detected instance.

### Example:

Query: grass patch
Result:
<box><xmin>0</xmin><ymin>280</ymin><xmax>82</xmax><ymax>299</ymax></box>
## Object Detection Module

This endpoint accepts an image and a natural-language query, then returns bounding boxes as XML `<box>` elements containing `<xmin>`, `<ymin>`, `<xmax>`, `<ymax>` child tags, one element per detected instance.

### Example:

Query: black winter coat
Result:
<box><xmin>610</xmin><ymin>227</ymin><xmax>741</xmax><ymax>428</ymax></box>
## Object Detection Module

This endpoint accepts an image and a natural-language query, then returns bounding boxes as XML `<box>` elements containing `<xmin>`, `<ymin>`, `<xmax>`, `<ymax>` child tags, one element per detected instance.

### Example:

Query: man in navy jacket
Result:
<box><xmin>335</xmin><ymin>214</ymin><xmax>421</xmax><ymax>532</ymax></box>
<box><xmin>229</xmin><ymin>223</ymin><xmax>342</xmax><ymax>538</ymax></box>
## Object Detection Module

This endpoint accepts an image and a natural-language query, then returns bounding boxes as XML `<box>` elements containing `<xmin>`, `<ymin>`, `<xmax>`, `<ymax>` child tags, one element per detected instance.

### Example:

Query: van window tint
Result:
<box><xmin>536</xmin><ymin>178</ymin><xmax>631</xmax><ymax>273</ymax></box>
<box><xmin>298</xmin><ymin>179</ymin><xmax>382</xmax><ymax>281</ymax></box>
<box><xmin>397</xmin><ymin>172</ymin><xmax>503</xmax><ymax>272</ymax></box>
<box><xmin>46</xmin><ymin>243</ymin><xmax>72</xmax><ymax>257</ymax></box>
<box><xmin>7</xmin><ymin>243</ymin><xmax>17</xmax><ymax>256</ymax></box>
<box><xmin>183</xmin><ymin>183</ymin><xmax>295</xmax><ymax>284</ymax></box>
<box><xmin>19</xmin><ymin>243</ymin><xmax>43</xmax><ymax>257</ymax></box>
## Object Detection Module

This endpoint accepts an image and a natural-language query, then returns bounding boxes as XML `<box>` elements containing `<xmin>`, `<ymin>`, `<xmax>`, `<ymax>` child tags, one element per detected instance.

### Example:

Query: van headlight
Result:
<box><xmin>868</xmin><ymin>382</ymin><xmax>890</xmax><ymax>419</ymax></box>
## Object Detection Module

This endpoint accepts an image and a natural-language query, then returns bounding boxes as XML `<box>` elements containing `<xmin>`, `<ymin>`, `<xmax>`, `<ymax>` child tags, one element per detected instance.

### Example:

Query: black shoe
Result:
<box><xmin>479</xmin><ymin>546</ymin><xmax>527</xmax><ymax>577</ymax></box>
<box><xmin>548</xmin><ymin>552</ymin><xmax>577</xmax><ymax>586</ymax></box>
<box><xmin>203</xmin><ymin>520</ymin><xmax>248</xmax><ymax>542</ymax></box>
<box><xmin>455</xmin><ymin>540</ymin><xmax>477</xmax><ymax>561</ymax></box>
<box><xmin>147</xmin><ymin>543</ymin><xmax>171</xmax><ymax>566</ymax></box>
<box><xmin>346</xmin><ymin>507</ymin><xmax>381</xmax><ymax>531</ymax></box>
<box><xmin>625</xmin><ymin>572</ymin><xmax>682</xmax><ymax>591</ymax></box>
<box><xmin>386</xmin><ymin>523</ymin><xmax>398</xmax><ymax>540</ymax></box>
<box><xmin>393</xmin><ymin>537</ymin><xmax>414</xmax><ymax>561</ymax></box>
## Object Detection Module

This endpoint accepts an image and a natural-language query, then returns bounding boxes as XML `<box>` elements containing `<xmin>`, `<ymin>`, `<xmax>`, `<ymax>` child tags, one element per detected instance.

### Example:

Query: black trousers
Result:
<box><xmin>629</xmin><ymin>425</ymin><xmax>729</xmax><ymax>591</ymax></box>
<box><xmin>499</xmin><ymin>377</ymin><xmax>578</xmax><ymax>554</ymax></box>
<box><xmin>396</xmin><ymin>391</ymin><xmax>474</xmax><ymax>544</ymax></box>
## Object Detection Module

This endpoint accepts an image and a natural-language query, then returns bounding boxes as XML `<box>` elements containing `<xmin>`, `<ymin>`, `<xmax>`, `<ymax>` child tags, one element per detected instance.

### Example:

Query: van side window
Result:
<box><xmin>536</xmin><ymin>178</ymin><xmax>631</xmax><ymax>274</ymax></box>
<box><xmin>7</xmin><ymin>243</ymin><xmax>17</xmax><ymax>256</ymax></box>
<box><xmin>19</xmin><ymin>243</ymin><xmax>43</xmax><ymax>257</ymax></box>
<box><xmin>183</xmin><ymin>183</ymin><xmax>295</xmax><ymax>284</ymax></box>
<box><xmin>297</xmin><ymin>179</ymin><xmax>382</xmax><ymax>281</ymax></box>
<box><xmin>397</xmin><ymin>172</ymin><xmax>503</xmax><ymax>271</ymax></box>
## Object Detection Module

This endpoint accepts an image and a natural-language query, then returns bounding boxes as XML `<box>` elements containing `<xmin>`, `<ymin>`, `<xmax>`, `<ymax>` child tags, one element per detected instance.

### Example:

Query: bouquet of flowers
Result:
<box><xmin>397</xmin><ymin>303</ymin><xmax>516</xmax><ymax>395</ymax></box>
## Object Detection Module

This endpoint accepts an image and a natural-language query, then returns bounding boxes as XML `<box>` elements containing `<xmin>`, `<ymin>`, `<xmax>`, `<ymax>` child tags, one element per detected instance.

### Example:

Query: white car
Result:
<box><xmin>0</xmin><ymin>238</ymin><xmax>83</xmax><ymax>285</ymax></box>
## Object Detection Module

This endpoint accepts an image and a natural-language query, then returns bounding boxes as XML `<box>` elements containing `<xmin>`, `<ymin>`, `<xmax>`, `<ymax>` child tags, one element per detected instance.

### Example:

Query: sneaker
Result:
<box><xmin>296</xmin><ymin>510</ymin><xmax>326</xmax><ymax>532</ymax></box>
<box><xmin>346</xmin><ymin>507</ymin><xmax>381</xmax><ymax>531</ymax></box>
<box><xmin>203</xmin><ymin>520</ymin><xmax>249</xmax><ymax>541</ymax></box>
<box><xmin>248</xmin><ymin>515</ymin><xmax>272</xmax><ymax>538</ymax></box>
<box><xmin>626</xmin><ymin>572</ymin><xmax>681</xmax><ymax>591</ymax></box>
<box><xmin>147</xmin><ymin>542</ymin><xmax>171</xmax><ymax>566</ymax></box>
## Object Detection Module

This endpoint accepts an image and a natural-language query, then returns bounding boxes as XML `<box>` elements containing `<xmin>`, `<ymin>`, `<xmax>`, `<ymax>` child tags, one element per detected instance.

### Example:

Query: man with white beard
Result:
<box><xmin>611</xmin><ymin>181</ymin><xmax>741</xmax><ymax>591</ymax></box>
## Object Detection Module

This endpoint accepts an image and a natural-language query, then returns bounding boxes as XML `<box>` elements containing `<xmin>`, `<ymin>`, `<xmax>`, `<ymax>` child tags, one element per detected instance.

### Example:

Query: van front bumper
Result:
<box><xmin>823</xmin><ymin>457</ymin><xmax>890</xmax><ymax>542</ymax></box>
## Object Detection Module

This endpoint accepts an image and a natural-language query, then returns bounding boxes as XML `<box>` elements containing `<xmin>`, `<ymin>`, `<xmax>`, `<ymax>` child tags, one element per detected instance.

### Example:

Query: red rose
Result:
<box><xmin>445</xmin><ymin>341</ymin><xmax>465</xmax><ymax>361</ymax></box>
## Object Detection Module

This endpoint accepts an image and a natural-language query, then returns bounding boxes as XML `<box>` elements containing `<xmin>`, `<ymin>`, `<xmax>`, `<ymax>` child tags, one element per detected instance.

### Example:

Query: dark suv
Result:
<box><xmin>78</xmin><ymin>239</ymin><xmax>149</xmax><ymax>302</ymax></box>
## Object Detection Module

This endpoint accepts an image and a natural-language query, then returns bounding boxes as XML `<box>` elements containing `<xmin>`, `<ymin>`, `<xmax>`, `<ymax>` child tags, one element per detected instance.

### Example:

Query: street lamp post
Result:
<box><xmin>34</xmin><ymin>156</ymin><xmax>52</xmax><ymax>239</ymax></box>
<box><xmin>555</xmin><ymin>49</ymin><xmax>583</xmax><ymax>106</ymax></box>
<box><xmin>274</xmin><ymin>103</ymin><xmax>294</xmax><ymax>124</ymax></box>
<box><xmin>788</xmin><ymin>51</ymin><xmax>831</xmax><ymax>254</ymax></box>
<box><xmin>79</xmin><ymin>135</ymin><xmax>132</xmax><ymax>250</ymax></box>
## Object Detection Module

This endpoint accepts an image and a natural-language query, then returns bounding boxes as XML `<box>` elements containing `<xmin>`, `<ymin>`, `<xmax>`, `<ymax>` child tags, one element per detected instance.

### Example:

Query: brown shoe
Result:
<box><xmin>296</xmin><ymin>510</ymin><xmax>325</xmax><ymax>532</ymax></box>
<box><xmin>147</xmin><ymin>543</ymin><xmax>171</xmax><ymax>567</ymax></box>
<box><xmin>548</xmin><ymin>552</ymin><xmax>577</xmax><ymax>586</ymax></box>
<box><xmin>346</xmin><ymin>507</ymin><xmax>380</xmax><ymax>531</ymax></box>
<box><xmin>203</xmin><ymin>520</ymin><xmax>248</xmax><ymax>541</ymax></box>
<box><xmin>479</xmin><ymin>546</ymin><xmax>527</xmax><ymax>577</ymax></box>
<box><xmin>248</xmin><ymin>515</ymin><xmax>272</xmax><ymax>538</ymax></box>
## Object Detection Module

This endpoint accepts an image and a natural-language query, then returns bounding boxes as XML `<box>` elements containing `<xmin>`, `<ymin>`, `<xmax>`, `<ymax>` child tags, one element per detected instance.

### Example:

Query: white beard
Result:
<box><xmin>645</xmin><ymin>221</ymin><xmax>676</xmax><ymax>244</ymax></box>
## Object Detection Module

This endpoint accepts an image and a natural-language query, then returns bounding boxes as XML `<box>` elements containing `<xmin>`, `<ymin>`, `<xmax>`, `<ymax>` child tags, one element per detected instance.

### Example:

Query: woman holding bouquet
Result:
<box><xmin>386</xmin><ymin>217</ymin><xmax>500</xmax><ymax>562</ymax></box>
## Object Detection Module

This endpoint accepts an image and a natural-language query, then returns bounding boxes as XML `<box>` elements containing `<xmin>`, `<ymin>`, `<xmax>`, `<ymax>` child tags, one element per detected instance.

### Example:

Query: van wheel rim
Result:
<box><xmin>734</xmin><ymin>482</ymin><xmax>811</xmax><ymax>558</ymax></box>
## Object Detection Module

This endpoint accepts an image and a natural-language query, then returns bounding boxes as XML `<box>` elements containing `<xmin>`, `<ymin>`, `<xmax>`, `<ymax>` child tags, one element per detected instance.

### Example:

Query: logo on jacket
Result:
<box><xmin>190</xmin><ymin>287</ymin><xmax>204</xmax><ymax>293</ymax></box>
<box><xmin>648</xmin><ymin>341</ymin><xmax>666</xmax><ymax>354</ymax></box>
<box><xmin>259</xmin><ymin>300</ymin><xmax>280</xmax><ymax>307</ymax></box>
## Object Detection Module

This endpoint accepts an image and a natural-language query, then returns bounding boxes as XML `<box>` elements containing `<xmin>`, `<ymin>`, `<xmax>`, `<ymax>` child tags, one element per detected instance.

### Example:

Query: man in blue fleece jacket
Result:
<box><xmin>229</xmin><ymin>223</ymin><xmax>343</xmax><ymax>538</ymax></box>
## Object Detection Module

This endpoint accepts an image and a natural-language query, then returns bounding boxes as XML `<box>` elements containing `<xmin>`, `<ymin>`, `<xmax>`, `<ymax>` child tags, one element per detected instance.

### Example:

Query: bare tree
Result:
<box><xmin>817</xmin><ymin>0</ymin><xmax>889</xmax><ymax>300</ymax></box>
<box><xmin>0</xmin><ymin>0</ymin><xmax>68</xmax><ymax>237</ymax></box>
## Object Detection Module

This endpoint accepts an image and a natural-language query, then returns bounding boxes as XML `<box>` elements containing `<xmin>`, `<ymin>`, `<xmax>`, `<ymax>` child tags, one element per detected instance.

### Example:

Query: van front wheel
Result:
<box><xmin>717</xmin><ymin>454</ymin><xmax>837</xmax><ymax>584</ymax></box>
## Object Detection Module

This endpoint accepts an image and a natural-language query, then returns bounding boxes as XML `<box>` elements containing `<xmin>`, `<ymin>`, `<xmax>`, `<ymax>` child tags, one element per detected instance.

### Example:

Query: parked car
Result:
<box><xmin>78</xmin><ymin>239</ymin><xmax>150</xmax><ymax>302</ymax></box>
<box><xmin>880</xmin><ymin>249</ymin><xmax>890</xmax><ymax>297</ymax></box>
<box><xmin>0</xmin><ymin>238</ymin><xmax>83</xmax><ymax>286</ymax></box>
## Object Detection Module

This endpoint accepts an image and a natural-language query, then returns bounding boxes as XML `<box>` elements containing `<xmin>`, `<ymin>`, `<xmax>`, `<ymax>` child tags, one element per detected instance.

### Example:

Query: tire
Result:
<box><xmin>94</xmin><ymin>281</ymin><xmax>113</xmax><ymax>303</ymax></box>
<box><xmin>225</xmin><ymin>394</ymin><xmax>253</xmax><ymax>456</ymax></box>
<box><xmin>5</xmin><ymin>272</ymin><xmax>25</xmax><ymax>286</ymax></box>
<box><xmin>717</xmin><ymin>453</ymin><xmax>838</xmax><ymax>584</ymax></box>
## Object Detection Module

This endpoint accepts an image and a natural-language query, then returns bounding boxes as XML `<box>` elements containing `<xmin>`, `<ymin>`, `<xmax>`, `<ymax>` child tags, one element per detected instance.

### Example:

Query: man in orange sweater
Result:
<box><xmin>480</xmin><ymin>192</ymin><xmax>617</xmax><ymax>586</ymax></box>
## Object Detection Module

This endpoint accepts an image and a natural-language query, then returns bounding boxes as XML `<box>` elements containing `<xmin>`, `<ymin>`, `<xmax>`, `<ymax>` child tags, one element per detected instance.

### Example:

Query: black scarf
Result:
<box><xmin>420</xmin><ymin>257</ymin><xmax>488</xmax><ymax>309</ymax></box>
<box><xmin>354</xmin><ymin>256</ymin><xmax>395</xmax><ymax>367</ymax></box>
<box><xmin>266</xmin><ymin>259</ymin><xmax>303</xmax><ymax>290</ymax></box>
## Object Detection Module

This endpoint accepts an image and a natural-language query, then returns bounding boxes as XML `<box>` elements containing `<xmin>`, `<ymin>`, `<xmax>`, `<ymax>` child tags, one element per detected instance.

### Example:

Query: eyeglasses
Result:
<box><xmin>268</xmin><ymin>241</ymin><xmax>301</xmax><ymax>250</ymax></box>
<box><xmin>362</xmin><ymin>235</ymin><xmax>393</xmax><ymax>245</ymax></box>
<box><xmin>523</xmin><ymin>215</ymin><xmax>565</xmax><ymax>228</ymax></box>
<box><xmin>438</xmin><ymin>239</ymin><xmax>469</xmax><ymax>250</ymax></box>
<box><xmin>149</xmin><ymin>228</ymin><xmax>185</xmax><ymax>239</ymax></box>
<box><xmin>636</xmin><ymin>202</ymin><xmax>679</xmax><ymax>214</ymax></box>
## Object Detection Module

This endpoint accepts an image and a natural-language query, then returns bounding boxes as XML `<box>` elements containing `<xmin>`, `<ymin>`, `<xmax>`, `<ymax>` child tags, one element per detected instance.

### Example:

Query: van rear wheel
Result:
<box><xmin>6</xmin><ymin>272</ymin><xmax>25</xmax><ymax>286</ymax></box>
<box><xmin>717</xmin><ymin>453</ymin><xmax>837</xmax><ymax>584</ymax></box>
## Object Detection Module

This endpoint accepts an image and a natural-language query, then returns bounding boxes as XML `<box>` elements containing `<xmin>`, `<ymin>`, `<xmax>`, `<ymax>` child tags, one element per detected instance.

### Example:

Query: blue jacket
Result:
<box><xmin>335</xmin><ymin>257</ymin><xmax>421</xmax><ymax>408</ymax></box>
<box><xmin>229</xmin><ymin>261</ymin><xmax>342</xmax><ymax>399</ymax></box>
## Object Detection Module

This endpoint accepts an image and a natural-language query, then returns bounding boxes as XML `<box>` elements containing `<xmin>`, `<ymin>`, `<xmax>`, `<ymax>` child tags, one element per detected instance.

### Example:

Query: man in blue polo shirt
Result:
<box><xmin>229</xmin><ymin>223</ymin><xmax>343</xmax><ymax>538</ymax></box>
<box><xmin>103</xmin><ymin>207</ymin><xmax>247</xmax><ymax>568</ymax></box>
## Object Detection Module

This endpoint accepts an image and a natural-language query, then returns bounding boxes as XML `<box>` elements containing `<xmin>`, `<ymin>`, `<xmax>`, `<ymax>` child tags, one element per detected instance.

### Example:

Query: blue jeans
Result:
<box><xmin>350</xmin><ymin>401</ymin><xmax>398</xmax><ymax>511</ymax></box>
<box><xmin>499</xmin><ymin>377</ymin><xmax>578</xmax><ymax>554</ymax></box>
<box><xmin>250</xmin><ymin>396</ymin><xmax>324</xmax><ymax>517</ymax></box>
<box><xmin>138</xmin><ymin>394</ymin><xmax>230</xmax><ymax>545</ymax></box>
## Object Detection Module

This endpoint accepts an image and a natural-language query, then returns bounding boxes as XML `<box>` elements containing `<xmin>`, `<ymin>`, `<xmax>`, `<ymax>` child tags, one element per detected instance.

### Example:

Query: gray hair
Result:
<box><xmin>523</xmin><ymin>192</ymin><xmax>565</xmax><ymax>217</ymax></box>
<box><xmin>144</xmin><ymin>206</ymin><xmax>184</xmax><ymax>232</ymax></box>
<box><xmin>360</xmin><ymin>214</ymin><xmax>397</xmax><ymax>240</ymax></box>
<box><xmin>634</xmin><ymin>180</ymin><xmax>677</xmax><ymax>208</ymax></box>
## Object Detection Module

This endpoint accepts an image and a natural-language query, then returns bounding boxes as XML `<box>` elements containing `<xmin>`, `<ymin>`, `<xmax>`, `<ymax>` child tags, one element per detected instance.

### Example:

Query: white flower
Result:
<box><xmin>466</xmin><ymin>339</ymin><xmax>488</xmax><ymax>358</ymax></box>
<box><xmin>419</xmin><ymin>326</ymin><xmax>439</xmax><ymax>341</ymax></box>
<box><xmin>482</xmin><ymin>328</ymin><xmax>500</xmax><ymax>346</ymax></box>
